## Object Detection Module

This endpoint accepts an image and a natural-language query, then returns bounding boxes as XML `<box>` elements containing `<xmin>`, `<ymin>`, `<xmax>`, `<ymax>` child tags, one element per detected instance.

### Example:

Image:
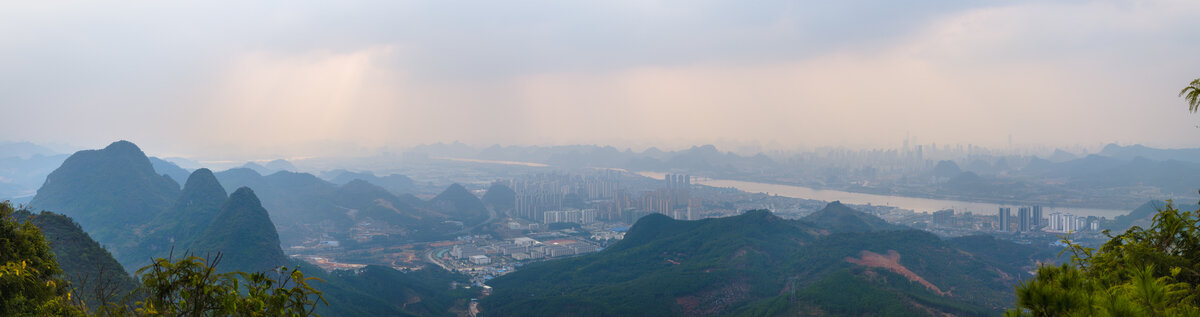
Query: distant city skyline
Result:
<box><xmin>0</xmin><ymin>137</ymin><xmax>1169</xmax><ymax>162</ymax></box>
<box><xmin>3</xmin><ymin>1</ymin><xmax>1200</xmax><ymax>158</ymax></box>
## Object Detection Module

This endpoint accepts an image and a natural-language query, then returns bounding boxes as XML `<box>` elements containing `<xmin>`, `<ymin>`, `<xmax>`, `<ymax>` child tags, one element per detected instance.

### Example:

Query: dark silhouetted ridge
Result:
<box><xmin>429</xmin><ymin>183</ymin><xmax>488</xmax><ymax>225</ymax></box>
<box><xmin>482</xmin><ymin>183</ymin><xmax>516</xmax><ymax>213</ymax></box>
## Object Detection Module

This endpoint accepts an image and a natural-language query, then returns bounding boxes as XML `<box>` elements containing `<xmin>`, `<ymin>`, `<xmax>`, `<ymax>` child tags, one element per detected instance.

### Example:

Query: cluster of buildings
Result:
<box><xmin>997</xmin><ymin>206</ymin><xmax>1045</xmax><ymax>232</ymax></box>
<box><xmin>922</xmin><ymin>205</ymin><xmax>1103</xmax><ymax>236</ymax></box>
<box><xmin>542</xmin><ymin>209</ymin><xmax>599</xmax><ymax>224</ymax></box>
<box><xmin>510</xmin><ymin>172</ymin><xmax>698</xmax><ymax>225</ymax></box>
<box><xmin>1045</xmin><ymin>212</ymin><xmax>1099</xmax><ymax>233</ymax></box>
<box><xmin>995</xmin><ymin>206</ymin><xmax>1100</xmax><ymax>233</ymax></box>
<box><xmin>448</xmin><ymin>236</ymin><xmax>602</xmax><ymax>266</ymax></box>
<box><xmin>510</xmin><ymin>172</ymin><xmax>621</xmax><ymax>222</ymax></box>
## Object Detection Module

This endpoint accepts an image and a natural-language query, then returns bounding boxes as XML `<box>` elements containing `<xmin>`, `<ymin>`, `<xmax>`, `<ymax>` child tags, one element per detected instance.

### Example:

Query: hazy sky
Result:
<box><xmin>3</xmin><ymin>1</ymin><xmax>1200</xmax><ymax>158</ymax></box>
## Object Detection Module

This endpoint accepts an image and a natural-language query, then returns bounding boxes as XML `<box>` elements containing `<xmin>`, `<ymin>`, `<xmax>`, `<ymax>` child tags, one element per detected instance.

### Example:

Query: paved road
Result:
<box><xmin>455</xmin><ymin>206</ymin><xmax>500</xmax><ymax>234</ymax></box>
<box><xmin>424</xmin><ymin>248</ymin><xmax>453</xmax><ymax>271</ymax></box>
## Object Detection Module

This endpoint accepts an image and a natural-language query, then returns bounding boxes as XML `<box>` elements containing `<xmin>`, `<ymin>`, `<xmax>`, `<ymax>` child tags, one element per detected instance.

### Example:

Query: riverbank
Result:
<box><xmin>636</xmin><ymin>171</ymin><xmax>1130</xmax><ymax>218</ymax></box>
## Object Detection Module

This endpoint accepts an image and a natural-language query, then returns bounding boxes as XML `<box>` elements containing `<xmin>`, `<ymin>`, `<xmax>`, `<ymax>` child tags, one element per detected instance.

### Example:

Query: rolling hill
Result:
<box><xmin>484</xmin><ymin>203</ymin><xmax>1044</xmax><ymax>316</ymax></box>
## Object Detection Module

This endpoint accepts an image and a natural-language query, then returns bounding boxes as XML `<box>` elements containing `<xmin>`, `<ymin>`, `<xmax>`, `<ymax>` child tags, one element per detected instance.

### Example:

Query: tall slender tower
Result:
<box><xmin>1018</xmin><ymin>207</ymin><xmax>1031</xmax><ymax>232</ymax></box>
<box><xmin>999</xmin><ymin>207</ymin><xmax>1011</xmax><ymax>232</ymax></box>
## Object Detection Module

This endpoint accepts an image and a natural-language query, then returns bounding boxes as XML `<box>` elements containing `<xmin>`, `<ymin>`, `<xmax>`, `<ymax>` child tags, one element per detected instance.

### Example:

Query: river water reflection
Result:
<box><xmin>638</xmin><ymin>172</ymin><xmax>1128</xmax><ymax>218</ymax></box>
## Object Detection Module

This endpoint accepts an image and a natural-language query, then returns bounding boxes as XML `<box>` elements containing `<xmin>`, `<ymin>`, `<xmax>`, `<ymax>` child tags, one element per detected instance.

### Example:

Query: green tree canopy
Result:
<box><xmin>1009</xmin><ymin>202</ymin><xmax>1200</xmax><ymax>316</ymax></box>
<box><xmin>1182</xmin><ymin>78</ymin><xmax>1200</xmax><ymax>112</ymax></box>
<box><xmin>2</xmin><ymin>200</ymin><xmax>327</xmax><ymax>316</ymax></box>
<box><xmin>115</xmin><ymin>254</ymin><xmax>327</xmax><ymax>317</ymax></box>
<box><xmin>0</xmin><ymin>201</ymin><xmax>83</xmax><ymax>316</ymax></box>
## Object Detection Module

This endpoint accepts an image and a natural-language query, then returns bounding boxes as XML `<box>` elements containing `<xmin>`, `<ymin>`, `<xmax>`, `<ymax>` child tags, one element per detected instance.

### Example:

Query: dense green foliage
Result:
<box><xmin>734</xmin><ymin>268</ymin><xmax>988</xmax><ymax>317</ymax></box>
<box><xmin>189</xmin><ymin>187</ymin><xmax>288</xmax><ymax>273</ymax></box>
<box><xmin>304</xmin><ymin>264</ymin><xmax>477</xmax><ymax>317</ymax></box>
<box><xmin>1009</xmin><ymin>202</ymin><xmax>1200</xmax><ymax>316</ymax></box>
<box><xmin>109</xmin><ymin>255</ymin><xmax>325</xmax><ymax>317</ymax></box>
<box><xmin>1182</xmin><ymin>78</ymin><xmax>1200</xmax><ymax>112</ymax></box>
<box><xmin>14</xmin><ymin>210</ymin><xmax>138</xmax><ymax>311</ymax></box>
<box><xmin>949</xmin><ymin>234</ymin><xmax>1061</xmax><ymax>273</ymax></box>
<box><xmin>484</xmin><ymin>204</ymin><xmax>1036</xmax><ymax>316</ymax></box>
<box><xmin>4</xmin><ymin>200</ymin><xmax>326</xmax><ymax>316</ymax></box>
<box><xmin>0</xmin><ymin>201</ymin><xmax>82</xmax><ymax>316</ymax></box>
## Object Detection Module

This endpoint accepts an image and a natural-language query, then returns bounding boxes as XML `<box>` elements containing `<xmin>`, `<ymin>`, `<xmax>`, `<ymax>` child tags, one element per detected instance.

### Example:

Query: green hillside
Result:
<box><xmin>188</xmin><ymin>187</ymin><xmax>288</xmax><ymax>273</ymax></box>
<box><xmin>301</xmin><ymin>263</ymin><xmax>479</xmax><ymax>317</ymax></box>
<box><xmin>124</xmin><ymin>168</ymin><xmax>229</xmax><ymax>269</ymax></box>
<box><xmin>483</xmin><ymin>204</ymin><xmax>1031</xmax><ymax>316</ymax></box>
<box><xmin>29</xmin><ymin>141</ymin><xmax>180</xmax><ymax>246</ymax></box>
<box><xmin>14</xmin><ymin>209</ymin><xmax>138</xmax><ymax>310</ymax></box>
<box><xmin>800</xmin><ymin>200</ymin><xmax>908</xmax><ymax>233</ymax></box>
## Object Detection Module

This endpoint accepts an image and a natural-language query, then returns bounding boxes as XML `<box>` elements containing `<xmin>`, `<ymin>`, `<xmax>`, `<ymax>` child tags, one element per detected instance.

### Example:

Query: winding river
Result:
<box><xmin>638</xmin><ymin>172</ymin><xmax>1129</xmax><ymax>218</ymax></box>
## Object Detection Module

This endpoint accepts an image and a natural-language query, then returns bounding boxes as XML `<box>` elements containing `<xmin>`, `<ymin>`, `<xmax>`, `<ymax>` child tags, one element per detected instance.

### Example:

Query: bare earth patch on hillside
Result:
<box><xmin>845</xmin><ymin>250</ymin><xmax>949</xmax><ymax>296</ymax></box>
<box><xmin>675</xmin><ymin>280</ymin><xmax>750</xmax><ymax>316</ymax></box>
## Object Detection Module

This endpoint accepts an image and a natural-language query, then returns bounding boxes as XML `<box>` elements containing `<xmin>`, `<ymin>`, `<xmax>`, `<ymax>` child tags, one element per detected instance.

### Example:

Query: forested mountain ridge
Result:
<box><xmin>29</xmin><ymin>141</ymin><xmax>180</xmax><ymax>251</ymax></box>
<box><xmin>484</xmin><ymin>203</ymin><xmax>1045</xmax><ymax>316</ymax></box>
<box><xmin>12</xmin><ymin>208</ymin><xmax>138</xmax><ymax>310</ymax></box>
<box><xmin>28</xmin><ymin>142</ymin><xmax>289</xmax><ymax>273</ymax></box>
<box><xmin>188</xmin><ymin>187</ymin><xmax>288</xmax><ymax>273</ymax></box>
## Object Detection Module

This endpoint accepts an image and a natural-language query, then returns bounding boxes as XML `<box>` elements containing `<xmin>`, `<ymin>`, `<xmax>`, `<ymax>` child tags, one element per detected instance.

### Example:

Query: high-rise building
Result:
<box><xmin>1032</xmin><ymin>205</ymin><xmax>1043</xmax><ymax>228</ymax></box>
<box><xmin>1018</xmin><ymin>207</ymin><xmax>1031</xmax><ymax>232</ymax></box>
<box><xmin>933</xmin><ymin>209</ymin><xmax>954</xmax><ymax>227</ymax></box>
<box><xmin>1048</xmin><ymin>212</ymin><xmax>1086</xmax><ymax>233</ymax></box>
<box><xmin>998</xmin><ymin>207</ymin><xmax>1011</xmax><ymax>232</ymax></box>
<box><xmin>665</xmin><ymin>173</ymin><xmax>691</xmax><ymax>208</ymax></box>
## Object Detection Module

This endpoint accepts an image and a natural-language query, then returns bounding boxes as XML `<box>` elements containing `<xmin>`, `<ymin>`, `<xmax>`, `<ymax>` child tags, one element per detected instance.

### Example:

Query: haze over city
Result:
<box><xmin>4</xmin><ymin>1</ymin><xmax>1200</xmax><ymax>159</ymax></box>
<box><xmin>9</xmin><ymin>1</ymin><xmax>1200</xmax><ymax>316</ymax></box>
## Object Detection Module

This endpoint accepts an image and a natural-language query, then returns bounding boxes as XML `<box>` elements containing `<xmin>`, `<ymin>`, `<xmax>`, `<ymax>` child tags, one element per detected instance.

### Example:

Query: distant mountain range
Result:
<box><xmin>17</xmin><ymin>141</ymin><xmax>480</xmax><ymax>316</ymax></box>
<box><xmin>0</xmin><ymin>141</ymin><xmax>60</xmax><ymax>159</ymax></box>
<box><xmin>483</xmin><ymin>202</ymin><xmax>1054</xmax><ymax>316</ymax></box>
<box><xmin>214</xmin><ymin>167</ymin><xmax>491</xmax><ymax>245</ymax></box>
<box><xmin>321</xmin><ymin>169</ymin><xmax>418</xmax><ymax>195</ymax></box>
<box><xmin>236</xmin><ymin>159</ymin><xmax>297</xmax><ymax>176</ymax></box>
<box><xmin>27</xmin><ymin>141</ymin><xmax>287</xmax><ymax>273</ymax></box>
<box><xmin>149</xmin><ymin>156</ymin><xmax>191</xmax><ymax>186</ymax></box>
<box><xmin>409</xmin><ymin>143</ymin><xmax>779</xmax><ymax>176</ymax></box>
<box><xmin>1098</xmin><ymin>143</ymin><xmax>1200</xmax><ymax>164</ymax></box>
<box><xmin>1022</xmin><ymin>154</ymin><xmax>1200</xmax><ymax>198</ymax></box>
